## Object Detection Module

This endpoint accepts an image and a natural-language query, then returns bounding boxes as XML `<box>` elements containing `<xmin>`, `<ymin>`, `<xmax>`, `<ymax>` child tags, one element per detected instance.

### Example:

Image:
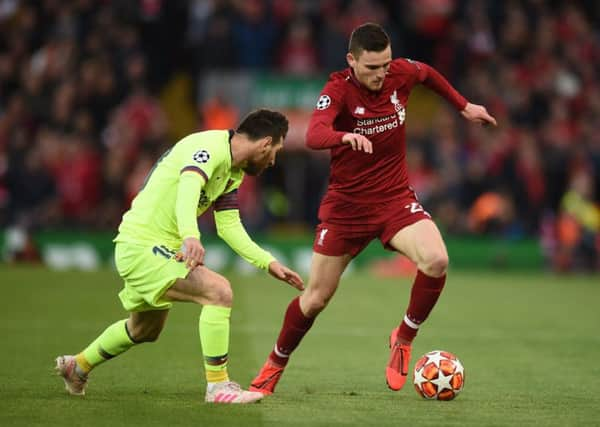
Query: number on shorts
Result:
<box><xmin>152</xmin><ymin>245</ymin><xmax>176</xmax><ymax>259</ymax></box>
<box><xmin>405</xmin><ymin>202</ymin><xmax>431</xmax><ymax>217</ymax></box>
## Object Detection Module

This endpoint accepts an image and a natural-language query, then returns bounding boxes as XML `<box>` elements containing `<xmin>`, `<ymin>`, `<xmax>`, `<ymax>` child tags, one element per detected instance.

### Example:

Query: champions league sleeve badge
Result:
<box><xmin>193</xmin><ymin>149</ymin><xmax>210</xmax><ymax>163</ymax></box>
<box><xmin>316</xmin><ymin>95</ymin><xmax>331</xmax><ymax>110</ymax></box>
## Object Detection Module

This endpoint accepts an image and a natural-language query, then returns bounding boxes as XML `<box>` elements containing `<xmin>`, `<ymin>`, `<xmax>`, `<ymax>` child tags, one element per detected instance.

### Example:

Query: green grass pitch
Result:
<box><xmin>1</xmin><ymin>265</ymin><xmax>599</xmax><ymax>426</ymax></box>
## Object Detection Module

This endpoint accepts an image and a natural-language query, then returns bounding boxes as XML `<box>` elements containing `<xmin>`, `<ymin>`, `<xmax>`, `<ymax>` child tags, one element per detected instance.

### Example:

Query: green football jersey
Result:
<box><xmin>115</xmin><ymin>130</ymin><xmax>243</xmax><ymax>248</ymax></box>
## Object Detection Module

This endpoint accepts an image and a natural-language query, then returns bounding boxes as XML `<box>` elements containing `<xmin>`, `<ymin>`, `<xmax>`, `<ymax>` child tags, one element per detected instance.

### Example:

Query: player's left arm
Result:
<box><xmin>412</xmin><ymin>60</ymin><xmax>497</xmax><ymax>126</ymax></box>
<box><xmin>213</xmin><ymin>193</ymin><xmax>304</xmax><ymax>290</ymax></box>
<box><xmin>460</xmin><ymin>102</ymin><xmax>497</xmax><ymax>126</ymax></box>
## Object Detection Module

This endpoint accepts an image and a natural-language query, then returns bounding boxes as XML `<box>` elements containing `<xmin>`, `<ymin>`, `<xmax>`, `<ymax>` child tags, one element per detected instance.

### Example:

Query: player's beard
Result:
<box><xmin>243</xmin><ymin>161</ymin><xmax>264</xmax><ymax>176</ymax></box>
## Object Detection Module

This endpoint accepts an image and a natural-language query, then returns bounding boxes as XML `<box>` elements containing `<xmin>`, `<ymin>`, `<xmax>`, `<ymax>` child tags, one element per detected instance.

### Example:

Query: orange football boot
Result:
<box><xmin>249</xmin><ymin>361</ymin><xmax>285</xmax><ymax>395</ymax></box>
<box><xmin>386</xmin><ymin>327</ymin><xmax>412</xmax><ymax>391</ymax></box>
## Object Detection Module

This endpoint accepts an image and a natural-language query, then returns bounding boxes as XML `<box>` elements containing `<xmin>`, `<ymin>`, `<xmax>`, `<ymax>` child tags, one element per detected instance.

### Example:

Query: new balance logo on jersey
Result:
<box><xmin>405</xmin><ymin>202</ymin><xmax>431</xmax><ymax>217</ymax></box>
<box><xmin>354</xmin><ymin>106</ymin><xmax>365</xmax><ymax>115</ymax></box>
<box><xmin>317</xmin><ymin>228</ymin><xmax>328</xmax><ymax>246</ymax></box>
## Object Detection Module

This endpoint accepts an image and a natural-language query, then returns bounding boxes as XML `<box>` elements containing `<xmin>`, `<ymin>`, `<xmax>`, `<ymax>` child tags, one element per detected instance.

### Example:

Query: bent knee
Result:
<box><xmin>301</xmin><ymin>292</ymin><xmax>331</xmax><ymax>317</ymax></box>
<box><xmin>420</xmin><ymin>252</ymin><xmax>449</xmax><ymax>277</ymax></box>
<box><xmin>202</xmin><ymin>276</ymin><xmax>233</xmax><ymax>307</ymax></box>
<box><xmin>214</xmin><ymin>282</ymin><xmax>233</xmax><ymax>306</ymax></box>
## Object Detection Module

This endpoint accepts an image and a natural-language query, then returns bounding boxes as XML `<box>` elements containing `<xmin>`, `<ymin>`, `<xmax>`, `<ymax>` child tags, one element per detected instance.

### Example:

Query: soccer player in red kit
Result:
<box><xmin>250</xmin><ymin>23</ymin><xmax>497</xmax><ymax>395</ymax></box>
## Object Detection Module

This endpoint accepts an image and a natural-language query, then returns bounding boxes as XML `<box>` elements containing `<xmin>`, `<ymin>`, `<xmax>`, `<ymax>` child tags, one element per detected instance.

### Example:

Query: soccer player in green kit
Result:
<box><xmin>55</xmin><ymin>109</ymin><xmax>304</xmax><ymax>404</ymax></box>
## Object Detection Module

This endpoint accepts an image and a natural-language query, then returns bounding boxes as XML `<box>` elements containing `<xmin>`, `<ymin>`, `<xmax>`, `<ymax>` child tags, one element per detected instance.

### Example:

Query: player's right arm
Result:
<box><xmin>175</xmin><ymin>169</ymin><xmax>206</xmax><ymax>268</ymax></box>
<box><xmin>306</xmin><ymin>81</ymin><xmax>372</xmax><ymax>153</ymax></box>
<box><xmin>340</xmin><ymin>133</ymin><xmax>373</xmax><ymax>153</ymax></box>
<box><xmin>174</xmin><ymin>138</ymin><xmax>223</xmax><ymax>268</ymax></box>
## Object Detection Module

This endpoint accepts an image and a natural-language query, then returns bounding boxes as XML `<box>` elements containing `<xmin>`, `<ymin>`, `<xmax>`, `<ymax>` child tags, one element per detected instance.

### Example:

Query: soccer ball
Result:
<box><xmin>413</xmin><ymin>350</ymin><xmax>465</xmax><ymax>401</ymax></box>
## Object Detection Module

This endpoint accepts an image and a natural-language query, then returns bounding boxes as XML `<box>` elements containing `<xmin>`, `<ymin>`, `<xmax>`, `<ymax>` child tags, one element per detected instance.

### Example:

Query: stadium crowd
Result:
<box><xmin>1</xmin><ymin>0</ymin><xmax>599</xmax><ymax>271</ymax></box>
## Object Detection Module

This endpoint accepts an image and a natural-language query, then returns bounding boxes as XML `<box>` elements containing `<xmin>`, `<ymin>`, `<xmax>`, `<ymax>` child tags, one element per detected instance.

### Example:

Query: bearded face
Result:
<box><xmin>243</xmin><ymin>138</ymin><xmax>283</xmax><ymax>176</ymax></box>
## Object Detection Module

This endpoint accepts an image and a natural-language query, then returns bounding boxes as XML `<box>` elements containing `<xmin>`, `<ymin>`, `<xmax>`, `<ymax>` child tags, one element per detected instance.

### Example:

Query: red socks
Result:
<box><xmin>269</xmin><ymin>297</ymin><xmax>315</xmax><ymax>366</ymax></box>
<box><xmin>397</xmin><ymin>270</ymin><xmax>446</xmax><ymax>343</ymax></box>
<box><xmin>267</xmin><ymin>271</ymin><xmax>444</xmax><ymax>364</ymax></box>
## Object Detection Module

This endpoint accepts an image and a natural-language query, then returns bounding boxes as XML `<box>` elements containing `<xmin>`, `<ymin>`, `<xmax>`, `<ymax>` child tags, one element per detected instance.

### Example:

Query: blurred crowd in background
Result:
<box><xmin>1</xmin><ymin>0</ymin><xmax>599</xmax><ymax>271</ymax></box>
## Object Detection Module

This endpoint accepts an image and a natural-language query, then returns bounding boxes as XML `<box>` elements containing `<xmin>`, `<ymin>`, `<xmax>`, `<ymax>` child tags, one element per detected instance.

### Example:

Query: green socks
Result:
<box><xmin>74</xmin><ymin>306</ymin><xmax>233</xmax><ymax>384</ymax></box>
<box><xmin>76</xmin><ymin>319</ymin><xmax>136</xmax><ymax>373</ymax></box>
<box><xmin>199</xmin><ymin>305</ymin><xmax>231</xmax><ymax>383</ymax></box>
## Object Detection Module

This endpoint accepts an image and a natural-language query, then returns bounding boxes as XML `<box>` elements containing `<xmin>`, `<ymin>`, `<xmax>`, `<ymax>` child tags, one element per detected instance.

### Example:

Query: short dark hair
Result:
<box><xmin>236</xmin><ymin>109</ymin><xmax>288</xmax><ymax>144</ymax></box>
<box><xmin>348</xmin><ymin>23</ymin><xmax>390</xmax><ymax>56</ymax></box>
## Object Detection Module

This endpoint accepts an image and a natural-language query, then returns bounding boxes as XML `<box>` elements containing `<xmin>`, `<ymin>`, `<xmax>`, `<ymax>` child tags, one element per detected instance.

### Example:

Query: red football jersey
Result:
<box><xmin>306</xmin><ymin>58</ymin><xmax>468</xmax><ymax>203</ymax></box>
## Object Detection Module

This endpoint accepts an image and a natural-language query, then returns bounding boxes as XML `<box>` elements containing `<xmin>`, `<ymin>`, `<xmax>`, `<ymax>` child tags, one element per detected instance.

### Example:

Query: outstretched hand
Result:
<box><xmin>268</xmin><ymin>261</ymin><xmax>305</xmax><ymax>291</ymax></box>
<box><xmin>461</xmin><ymin>102</ymin><xmax>497</xmax><ymax>127</ymax></box>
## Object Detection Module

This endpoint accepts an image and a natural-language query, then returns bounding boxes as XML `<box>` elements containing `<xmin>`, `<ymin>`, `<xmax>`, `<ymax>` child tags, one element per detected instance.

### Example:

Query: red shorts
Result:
<box><xmin>313</xmin><ymin>189</ymin><xmax>432</xmax><ymax>257</ymax></box>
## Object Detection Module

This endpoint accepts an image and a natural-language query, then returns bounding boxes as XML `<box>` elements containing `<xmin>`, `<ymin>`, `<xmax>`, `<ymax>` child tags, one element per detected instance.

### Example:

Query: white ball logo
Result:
<box><xmin>316</xmin><ymin>95</ymin><xmax>331</xmax><ymax>110</ymax></box>
<box><xmin>193</xmin><ymin>150</ymin><xmax>210</xmax><ymax>163</ymax></box>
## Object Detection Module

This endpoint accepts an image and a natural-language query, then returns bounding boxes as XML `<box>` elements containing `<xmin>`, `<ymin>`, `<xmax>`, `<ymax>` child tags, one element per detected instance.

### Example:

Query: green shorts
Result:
<box><xmin>114</xmin><ymin>242</ymin><xmax>189</xmax><ymax>312</ymax></box>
